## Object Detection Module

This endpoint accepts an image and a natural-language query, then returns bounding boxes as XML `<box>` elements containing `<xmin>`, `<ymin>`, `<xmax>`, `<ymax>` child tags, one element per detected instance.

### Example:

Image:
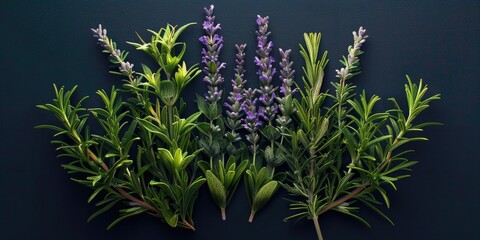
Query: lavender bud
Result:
<box><xmin>336</xmin><ymin>27</ymin><xmax>368</xmax><ymax>81</ymax></box>
<box><xmin>255</xmin><ymin>15</ymin><xmax>278</xmax><ymax>123</ymax></box>
<box><xmin>225</xmin><ymin>44</ymin><xmax>247</xmax><ymax>138</ymax></box>
<box><xmin>200</xmin><ymin>4</ymin><xmax>226</xmax><ymax>104</ymax></box>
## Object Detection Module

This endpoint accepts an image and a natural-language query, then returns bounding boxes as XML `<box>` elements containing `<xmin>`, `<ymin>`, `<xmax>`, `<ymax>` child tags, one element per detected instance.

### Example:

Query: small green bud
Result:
<box><xmin>264</xmin><ymin>146</ymin><xmax>275</xmax><ymax>164</ymax></box>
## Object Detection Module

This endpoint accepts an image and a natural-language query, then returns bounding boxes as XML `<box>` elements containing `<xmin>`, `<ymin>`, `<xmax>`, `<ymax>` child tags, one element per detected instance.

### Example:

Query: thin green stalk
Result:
<box><xmin>209</xmin><ymin>118</ymin><xmax>214</xmax><ymax>166</ymax></box>
<box><xmin>167</xmin><ymin>103</ymin><xmax>174</xmax><ymax>130</ymax></box>
<box><xmin>252</xmin><ymin>148</ymin><xmax>257</xmax><ymax>167</ymax></box>
<box><xmin>312</xmin><ymin>216</ymin><xmax>324</xmax><ymax>240</ymax></box>
<box><xmin>337</xmin><ymin>78</ymin><xmax>346</xmax><ymax>130</ymax></box>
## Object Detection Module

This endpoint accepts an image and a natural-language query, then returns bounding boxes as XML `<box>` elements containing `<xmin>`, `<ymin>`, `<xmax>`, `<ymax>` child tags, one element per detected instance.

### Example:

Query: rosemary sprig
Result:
<box><xmin>283</xmin><ymin>29</ymin><xmax>440</xmax><ymax>240</ymax></box>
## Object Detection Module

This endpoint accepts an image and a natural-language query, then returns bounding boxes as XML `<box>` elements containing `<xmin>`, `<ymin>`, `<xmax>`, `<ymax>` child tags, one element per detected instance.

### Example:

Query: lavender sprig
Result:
<box><xmin>336</xmin><ymin>27</ymin><xmax>368</xmax><ymax>81</ymax></box>
<box><xmin>276</xmin><ymin>48</ymin><xmax>297</xmax><ymax>128</ymax></box>
<box><xmin>225</xmin><ymin>44</ymin><xmax>247</xmax><ymax>142</ymax></box>
<box><xmin>278</xmin><ymin>49</ymin><xmax>296</xmax><ymax>96</ymax></box>
<box><xmin>241</xmin><ymin>88</ymin><xmax>263</xmax><ymax>161</ymax></box>
<box><xmin>255</xmin><ymin>15</ymin><xmax>277</xmax><ymax>124</ymax></box>
<box><xmin>91</xmin><ymin>24</ymin><xmax>134</xmax><ymax>77</ymax></box>
<box><xmin>199</xmin><ymin>5</ymin><xmax>226</xmax><ymax>104</ymax></box>
<box><xmin>244</xmin><ymin>25</ymin><xmax>282</xmax><ymax>222</ymax></box>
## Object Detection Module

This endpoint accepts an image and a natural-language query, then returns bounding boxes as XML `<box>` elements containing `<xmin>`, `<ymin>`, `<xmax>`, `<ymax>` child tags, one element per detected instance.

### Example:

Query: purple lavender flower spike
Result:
<box><xmin>276</xmin><ymin>48</ymin><xmax>296</xmax><ymax>128</ymax></box>
<box><xmin>242</xmin><ymin>88</ymin><xmax>261</xmax><ymax>132</ymax></box>
<box><xmin>200</xmin><ymin>5</ymin><xmax>226</xmax><ymax>104</ymax></box>
<box><xmin>278</xmin><ymin>48</ymin><xmax>296</xmax><ymax>96</ymax></box>
<box><xmin>255</xmin><ymin>15</ymin><xmax>278</xmax><ymax>124</ymax></box>
<box><xmin>225</xmin><ymin>44</ymin><xmax>247</xmax><ymax>140</ymax></box>
<box><xmin>242</xmin><ymin>88</ymin><xmax>262</xmax><ymax>154</ymax></box>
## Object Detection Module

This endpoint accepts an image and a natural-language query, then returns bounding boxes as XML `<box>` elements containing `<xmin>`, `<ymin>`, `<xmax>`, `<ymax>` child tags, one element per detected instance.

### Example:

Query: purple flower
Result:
<box><xmin>241</xmin><ymin>88</ymin><xmax>262</xmax><ymax>133</ymax></box>
<box><xmin>200</xmin><ymin>5</ymin><xmax>226</xmax><ymax>104</ymax></box>
<box><xmin>225</xmin><ymin>44</ymin><xmax>247</xmax><ymax>138</ymax></box>
<box><xmin>255</xmin><ymin>15</ymin><xmax>278</xmax><ymax>123</ymax></box>
<box><xmin>278</xmin><ymin>48</ymin><xmax>296</xmax><ymax>96</ymax></box>
<box><xmin>241</xmin><ymin>88</ymin><xmax>262</xmax><ymax>153</ymax></box>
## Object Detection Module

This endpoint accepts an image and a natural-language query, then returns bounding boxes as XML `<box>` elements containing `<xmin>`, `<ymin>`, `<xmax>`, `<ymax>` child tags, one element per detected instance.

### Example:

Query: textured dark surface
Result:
<box><xmin>0</xmin><ymin>0</ymin><xmax>478</xmax><ymax>239</ymax></box>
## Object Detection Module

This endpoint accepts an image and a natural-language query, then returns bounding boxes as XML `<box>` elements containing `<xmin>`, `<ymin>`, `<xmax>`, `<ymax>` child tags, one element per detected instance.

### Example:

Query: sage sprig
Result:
<box><xmin>37</xmin><ymin>23</ymin><xmax>204</xmax><ymax>230</ymax></box>
<box><xmin>282</xmin><ymin>29</ymin><xmax>440</xmax><ymax>240</ymax></box>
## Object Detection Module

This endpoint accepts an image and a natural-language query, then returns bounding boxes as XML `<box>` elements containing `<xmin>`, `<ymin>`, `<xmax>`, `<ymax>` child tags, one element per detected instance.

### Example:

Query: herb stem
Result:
<box><xmin>66</xmin><ymin>98</ymin><xmax>161</xmax><ymax>215</ymax></box>
<box><xmin>167</xmin><ymin>103</ymin><xmax>174</xmax><ymax>141</ymax></box>
<box><xmin>308</xmin><ymin>149</ymin><xmax>321</xmax><ymax>239</ymax></box>
<box><xmin>89</xmin><ymin>146</ymin><xmax>200</xmax><ymax>230</ymax></box>
<box><xmin>309</xmin><ymin>149</ymin><xmax>316</xmax><ymax>188</ymax></box>
<box><xmin>379</xmin><ymin>130</ymin><xmax>404</xmax><ymax>172</ymax></box>
<box><xmin>85</xmin><ymin>148</ymin><xmax>157</xmax><ymax>212</ymax></box>
<box><xmin>320</xmin><ymin>130</ymin><xmax>405</xmax><ymax>214</ymax></box>
<box><xmin>71</xmin><ymin>127</ymin><xmax>201</xmax><ymax>230</ymax></box>
<box><xmin>209</xmin><ymin>118</ymin><xmax>214</xmax><ymax>166</ymax></box>
<box><xmin>319</xmin><ymin>183</ymin><xmax>367</xmax><ymax>214</ymax></box>
<box><xmin>179</xmin><ymin>221</ymin><xmax>196</xmax><ymax>231</ymax></box>
<box><xmin>114</xmin><ymin>186</ymin><xmax>157</xmax><ymax>212</ymax></box>
<box><xmin>312</xmin><ymin>216</ymin><xmax>324</xmax><ymax>240</ymax></box>
<box><xmin>337</xmin><ymin>78</ymin><xmax>346</xmax><ymax>130</ymax></box>
<box><xmin>221</xmin><ymin>207</ymin><xmax>226</xmax><ymax>221</ymax></box>
<box><xmin>248</xmin><ymin>210</ymin><xmax>256</xmax><ymax>223</ymax></box>
<box><xmin>252</xmin><ymin>140</ymin><xmax>257</xmax><ymax>167</ymax></box>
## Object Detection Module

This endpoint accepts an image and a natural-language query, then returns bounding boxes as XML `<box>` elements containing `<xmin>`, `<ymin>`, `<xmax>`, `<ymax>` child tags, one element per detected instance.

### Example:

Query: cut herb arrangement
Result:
<box><xmin>36</xmin><ymin>4</ymin><xmax>440</xmax><ymax>240</ymax></box>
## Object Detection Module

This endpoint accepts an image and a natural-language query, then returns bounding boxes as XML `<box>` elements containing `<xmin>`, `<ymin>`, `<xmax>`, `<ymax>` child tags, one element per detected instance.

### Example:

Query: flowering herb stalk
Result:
<box><xmin>255</xmin><ymin>15</ymin><xmax>278</xmax><ymax>124</ymax></box>
<box><xmin>282</xmin><ymin>30</ymin><xmax>440</xmax><ymax>240</ymax></box>
<box><xmin>243</xmin><ymin>15</ymin><xmax>288</xmax><ymax>223</ymax></box>
<box><xmin>225</xmin><ymin>44</ymin><xmax>248</xmax><ymax>144</ymax></box>
<box><xmin>276</xmin><ymin>48</ymin><xmax>297</xmax><ymax>130</ymax></box>
<box><xmin>37</xmin><ymin>23</ymin><xmax>205</xmax><ymax>230</ymax></box>
<box><xmin>196</xmin><ymin>5</ymin><xmax>248</xmax><ymax>221</ymax></box>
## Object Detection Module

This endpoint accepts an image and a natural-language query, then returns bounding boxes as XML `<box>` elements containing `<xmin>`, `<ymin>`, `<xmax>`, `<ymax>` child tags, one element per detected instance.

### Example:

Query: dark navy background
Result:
<box><xmin>1</xmin><ymin>0</ymin><xmax>478</xmax><ymax>239</ymax></box>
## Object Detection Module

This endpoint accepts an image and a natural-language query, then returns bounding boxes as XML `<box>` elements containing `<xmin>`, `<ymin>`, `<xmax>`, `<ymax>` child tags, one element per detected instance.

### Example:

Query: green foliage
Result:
<box><xmin>282</xmin><ymin>30</ymin><xmax>440</xmax><ymax>240</ymax></box>
<box><xmin>37</xmin><ymin>8</ymin><xmax>440</xmax><ymax>239</ymax></box>
<box><xmin>37</xmin><ymin>23</ymin><xmax>204</xmax><ymax>231</ymax></box>
<box><xmin>196</xmin><ymin>101</ymin><xmax>249</xmax><ymax>219</ymax></box>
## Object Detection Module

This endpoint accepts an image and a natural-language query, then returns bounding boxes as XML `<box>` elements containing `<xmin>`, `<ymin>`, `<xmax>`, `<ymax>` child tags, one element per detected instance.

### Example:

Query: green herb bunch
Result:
<box><xmin>37</xmin><ymin>23</ymin><xmax>205</xmax><ymax>230</ymax></box>
<box><xmin>36</xmin><ymin>5</ymin><xmax>440</xmax><ymax>239</ymax></box>
<box><xmin>196</xmin><ymin>5</ymin><xmax>249</xmax><ymax>221</ymax></box>
<box><xmin>282</xmin><ymin>30</ymin><xmax>440</xmax><ymax>240</ymax></box>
